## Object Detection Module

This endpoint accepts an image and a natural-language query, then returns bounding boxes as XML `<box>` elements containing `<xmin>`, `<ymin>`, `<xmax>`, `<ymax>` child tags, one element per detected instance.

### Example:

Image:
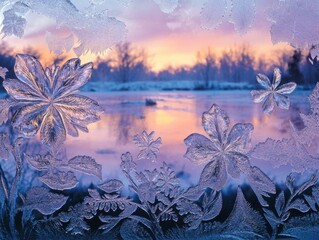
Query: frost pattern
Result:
<box><xmin>200</xmin><ymin>0</ymin><xmax>256</xmax><ymax>35</ymax></box>
<box><xmin>250</xmin><ymin>82</ymin><xmax>319</xmax><ymax>172</ymax></box>
<box><xmin>292</xmin><ymin>83</ymin><xmax>319</xmax><ymax>146</ymax></box>
<box><xmin>26</xmin><ymin>153</ymin><xmax>102</xmax><ymax>190</ymax></box>
<box><xmin>251</xmin><ymin>68</ymin><xmax>297</xmax><ymax>114</ymax></box>
<box><xmin>0</xmin><ymin>54</ymin><xmax>318</xmax><ymax>238</ymax></box>
<box><xmin>133</xmin><ymin>131</ymin><xmax>162</xmax><ymax>162</ymax></box>
<box><xmin>153</xmin><ymin>0</ymin><xmax>179</xmax><ymax>14</ymax></box>
<box><xmin>184</xmin><ymin>104</ymin><xmax>275</xmax><ymax>205</ymax></box>
<box><xmin>269</xmin><ymin>0</ymin><xmax>319</xmax><ymax>58</ymax></box>
<box><xmin>0</xmin><ymin>0</ymin><xmax>127</xmax><ymax>55</ymax></box>
<box><xmin>2</xmin><ymin>54</ymin><xmax>103</xmax><ymax>149</ymax></box>
<box><xmin>1</xmin><ymin>1</ymin><xmax>319</xmax><ymax>56</ymax></box>
<box><xmin>23</xmin><ymin>186</ymin><xmax>68</xmax><ymax>215</ymax></box>
<box><xmin>0</xmin><ymin>67</ymin><xmax>8</xmax><ymax>79</ymax></box>
<box><xmin>250</xmin><ymin>138</ymin><xmax>317</xmax><ymax>172</ymax></box>
<box><xmin>263</xmin><ymin>174</ymin><xmax>318</xmax><ymax>238</ymax></box>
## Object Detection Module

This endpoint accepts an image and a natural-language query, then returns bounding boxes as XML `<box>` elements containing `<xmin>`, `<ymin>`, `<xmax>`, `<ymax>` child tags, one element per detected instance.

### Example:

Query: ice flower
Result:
<box><xmin>2</xmin><ymin>54</ymin><xmax>103</xmax><ymax>149</ymax></box>
<box><xmin>184</xmin><ymin>104</ymin><xmax>253</xmax><ymax>190</ymax></box>
<box><xmin>133</xmin><ymin>131</ymin><xmax>162</xmax><ymax>162</ymax></box>
<box><xmin>156</xmin><ymin>162</ymin><xmax>179</xmax><ymax>197</ymax></box>
<box><xmin>251</xmin><ymin>68</ymin><xmax>297</xmax><ymax>114</ymax></box>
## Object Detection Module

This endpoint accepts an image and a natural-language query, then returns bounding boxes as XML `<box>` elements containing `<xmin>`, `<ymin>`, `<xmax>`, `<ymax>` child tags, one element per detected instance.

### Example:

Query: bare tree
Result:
<box><xmin>195</xmin><ymin>48</ymin><xmax>217</xmax><ymax>89</ymax></box>
<box><xmin>110</xmin><ymin>42</ymin><xmax>149</xmax><ymax>83</ymax></box>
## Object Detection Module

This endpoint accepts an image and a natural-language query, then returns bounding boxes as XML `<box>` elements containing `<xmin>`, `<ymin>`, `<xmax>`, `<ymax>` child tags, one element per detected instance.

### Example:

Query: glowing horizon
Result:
<box><xmin>2</xmin><ymin>0</ymin><xmax>294</xmax><ymax>72</ymax></box>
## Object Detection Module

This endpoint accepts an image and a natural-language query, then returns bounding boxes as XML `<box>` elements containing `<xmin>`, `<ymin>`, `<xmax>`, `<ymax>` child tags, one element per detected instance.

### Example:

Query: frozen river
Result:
<box><xmin>63</xmin><ymin>90</ymin><xmax>311</xmax><ymax>185</ymax></box>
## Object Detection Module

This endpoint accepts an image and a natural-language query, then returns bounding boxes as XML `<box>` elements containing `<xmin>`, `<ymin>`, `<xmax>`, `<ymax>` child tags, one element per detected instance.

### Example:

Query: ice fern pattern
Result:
<box><xmin>0</xmin><ymin>54</ymin><xmax>319</xmax><ymax>238</ymax></box>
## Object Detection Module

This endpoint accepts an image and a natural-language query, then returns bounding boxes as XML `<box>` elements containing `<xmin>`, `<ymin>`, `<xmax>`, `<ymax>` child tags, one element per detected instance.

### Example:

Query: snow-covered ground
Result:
<box><xmin>81</xmin><ymin>80</ymin><xmax>257</xmax><ymax>91</ymax></box>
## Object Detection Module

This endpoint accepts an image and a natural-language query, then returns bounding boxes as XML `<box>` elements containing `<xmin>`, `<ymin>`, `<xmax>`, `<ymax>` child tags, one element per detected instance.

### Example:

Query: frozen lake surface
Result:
<box><xmin>63</xmin><ymin>90</ymin><xmax>311</xmax><ymax>185</ymax></box>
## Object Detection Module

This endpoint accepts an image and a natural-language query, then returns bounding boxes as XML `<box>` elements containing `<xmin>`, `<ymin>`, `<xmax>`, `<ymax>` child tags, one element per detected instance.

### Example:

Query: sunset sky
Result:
<box><xmin>2</xmin><ymin>0</ymin><xmax>292</xmax><ymax>71</ymax></box>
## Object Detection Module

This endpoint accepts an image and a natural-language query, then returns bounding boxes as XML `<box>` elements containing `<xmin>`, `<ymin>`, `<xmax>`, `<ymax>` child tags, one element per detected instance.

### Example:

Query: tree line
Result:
<box><xmin>92</xmin><ymin>42</ymin><xmax>319</xmax><ymax>89</ymax></box>
<box><xmin>0</xmin><ymin>42</ymin><xmax>318</xmax><ymax>91</ymax></box>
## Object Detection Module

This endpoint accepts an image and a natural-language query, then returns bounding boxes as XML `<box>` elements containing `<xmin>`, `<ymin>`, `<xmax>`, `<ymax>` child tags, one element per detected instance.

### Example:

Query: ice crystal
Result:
<box><xmin>263</xmin><ymin>174</ymin><xmax>317</xmax><ymax>236</ymax></box>
<box><xmin>223</xmin><ymin>188</ymin><xmax>267</xmax><ymax>237</ymax></box>
<box><xmin>1</xmin><ymin>52</ymin><xmax>319</xmax><ymax>237</ymax></box>
<box><xmin>45</xmin><ymin>32</ymin><xmax>74</xmax><ymax>55</ymax></box>
<box><xmin>0</xmin><ymin>67</ymin><xmax>8</xmax><ymax>79</ymax></box>
<box><xmin>250</xmin><ymin>138</ymin><xmax>317</xmax><ymax>172</ymax></box>
<box><xmin>200</xmin><ymin>0</ymin><xmax>228</xmax><ymax>30</ymax></box>
<box><xmin>98</xmin><ymin>179</ymin><xmax>124</xmax><ymax>193</ymax></box>
<box><xmin>0</xmin><ymin>134</ymin><xmax>10</xmax><ymax>160</ymax></box>
<box><xmin>72</xmin><ymin>13</ymin><xmax>127</xmax><ymax>56</ymax></box>
<box><xmin>0</xmin><ymin>98</ymin><xmax>12</xmax><ymax>125</ymax></box>
<box><xmin>39</xmin><ymin>171</ymin><xmax>78</xmax><ymax>190</ymax></box>
<box><xmin>68</xmin><ymin>155</ymin><xmax>102</xmax><ymax>179</ymax></box>
<box><xmin>23</xmin><ymin>186</ymin><xmax>68</xmax><ymax>215</ymax></box>
<box><xmin>291</xmin><ymin>83</ymin><xmax>319</xmax><ymax>146</ymax></box>
<box><xmin>2</xmin><ymin>54</ymin><xmax>103</xmax><ymax>149</ymax></box>
<box><xmin>184</xmin><ymin>104</ymin><xmax>253</xmax><ymax>190</ymax></box>
<box><xmin>0</xmin><ymin>0</ymin><xmax>127</xmax><ymax>55</ymax></box>
<box><xmin>153</xmin><ymin>0</ymin><xmax>179</xmax><ymax>14</ymax></box>
<box><xmin>26</xmin><ymin>153</ymin><xmax>102</xmax><ymax>190</ymax></box>
<box><xmin>269</xmin><ymin>0</ymin><xmax>319</xmax><ymax>57</ymax></box>
<box><xmin>200</xmin><ymin>0</ymin><xmax>256</xmax><ymax>35</ymax></box>
<box><xmin>251</xmin><ymin>68</ymin><xmax>297</xmax><ymax>114</ymax></box>
<box><xmin>133</xmin><ymin>131</ymin><xmax>162</xmax><ymax>162</ymax></box>
<box><xmin>281</xmin><ymin>213</ymin><xmax>319</xmax><ymax>239</ymax></box>
<box><xmin>229</xmin><ymin>0</ymin><xmax>256</xmax><ymax>35</ymax></box>
<box><xmin>59</xmin><ymin>203</ymin><xmax>94</xmax><ymax>235</ymax></box>
<box><xmin>185</xmin><ymin>104</ymin><xmax>275</xmax><ymax>206</ymax></box>
<box><xmin>1</xmin><ymin>9</ymin><xmax>26</xmax><ymax>38</ymax></box>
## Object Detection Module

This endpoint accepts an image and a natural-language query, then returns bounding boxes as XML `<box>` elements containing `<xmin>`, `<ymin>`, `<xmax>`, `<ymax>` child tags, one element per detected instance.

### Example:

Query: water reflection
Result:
<box><xmin>64</xmin><ymin>91</ymin><xmax>310</xmax><ymax>184</ymax></box>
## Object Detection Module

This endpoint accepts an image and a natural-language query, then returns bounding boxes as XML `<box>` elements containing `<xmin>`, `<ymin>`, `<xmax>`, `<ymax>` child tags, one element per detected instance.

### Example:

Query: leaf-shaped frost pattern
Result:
<box><xmin>39</xmin><ymin>171</ymin><xmax>78</xmax><ymax>190</ymax></box>
<box><xmin>185</xmin><ymin>104</ymin><xmax>273</xmax><ymax>205</ymax></box>
<box><xmin>200</xmin><ymin>0</ymin><xmax>227</xmax><ymax>30</ymax></box>
<box><xmin>24</xmin><ymin>186</ymin><xmax>68</xmax><ymax>215</ymax></box>
<box><xmin>98</xmin><ymin>179</ymin><xmax>124</xmax><ymax>193</ymax></box>
<box><xmin>229</xmin><ymin>0</ymin><xmax>256</xmax><ymax>35</ymax></box>
<box><xmin>133</xmin><ymin>131</ymin><xmax>162</xmax><ymax>162</ymax></box>
<box><xmin>68</xmin><ymin>155</ymin><xmax>102</xmax><ymax>179</ymax></box>
<box><xmin>25</xmin><ymin>154</ymin><xmax>51</xmax><ymax>171</ymax></box>
<box><xmin>199</xmin><ymin>159</ymin><xmax>227</xmax><ymax>191</ymax></box>
<box><xmin>1</xmin><ymin>54</ymin><xmax>103</xmax><ymax>148</ymax></box>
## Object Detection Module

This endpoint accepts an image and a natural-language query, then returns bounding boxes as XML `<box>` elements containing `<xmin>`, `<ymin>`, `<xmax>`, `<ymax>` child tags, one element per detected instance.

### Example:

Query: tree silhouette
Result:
<box><xmin>288</xmin><ymin>50</ymin><xmax>303</xmax><ymax>85</ymax></box>
<box><xmin>195</xmin><ymin>48</ymin><xmax>216</xmax><ymax>89</ymax></box>
<box><xmin>111</xmin><ymin>42</ymin><xmax>149</xmax><ymax>83</ymax></box>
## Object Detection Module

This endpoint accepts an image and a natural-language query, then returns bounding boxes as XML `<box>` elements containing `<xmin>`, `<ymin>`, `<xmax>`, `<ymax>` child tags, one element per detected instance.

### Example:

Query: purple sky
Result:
<box><xmin>4</xmin><ymin>0</ymin><xmax>291</xmax><ymax>70</ymax></box>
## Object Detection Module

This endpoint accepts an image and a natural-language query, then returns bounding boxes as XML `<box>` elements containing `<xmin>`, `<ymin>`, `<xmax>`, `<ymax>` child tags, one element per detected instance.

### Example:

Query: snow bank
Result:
<box><xmin>81</xmin><ymin>80</ymin><xmax>256</xmax><ymax>92</ymax></box>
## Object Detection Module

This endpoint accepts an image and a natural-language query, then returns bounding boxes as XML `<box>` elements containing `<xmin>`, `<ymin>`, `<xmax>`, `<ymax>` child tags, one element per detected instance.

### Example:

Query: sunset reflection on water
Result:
<box><xmin>64</xmin><ymin>91</ymin><xmax>310</xmax><ymax>185</ymax></box>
